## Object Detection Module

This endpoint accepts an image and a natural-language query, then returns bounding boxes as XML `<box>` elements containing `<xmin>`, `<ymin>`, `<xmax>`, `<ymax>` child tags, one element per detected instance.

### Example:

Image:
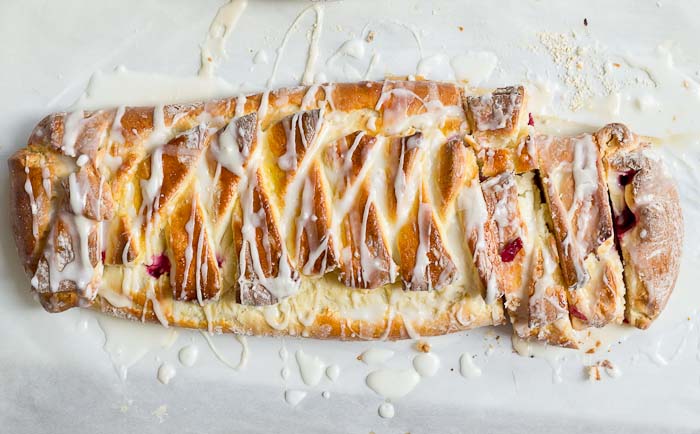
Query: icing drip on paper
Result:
<box><xmin>200</xmin><ymin>332</ymin><xmax>248</xmax><ymax>371</ymax></box>
<box><xmin>199</xmin><ymin>0</ymin><xmax>248</xmax><ymax>78</ymax></box>
<box><xmin>157</xmin><ymin>362</ymin><xmax>176</xmax><ymax>384</ymax></box>
<box><xmin>295</xmin><ymin>349</ymin><xmax>326</xmax><ymax>386</ymax></box>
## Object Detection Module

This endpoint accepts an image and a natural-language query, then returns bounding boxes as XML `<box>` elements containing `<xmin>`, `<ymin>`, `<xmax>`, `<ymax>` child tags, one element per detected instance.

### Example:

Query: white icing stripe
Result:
<box><xmin>235</xmin><ymin>94</ymin><xmax>247</xmax><ymax>117</ymax></box>
<box><xmin>111</xmin><ymin>105</ymin><xmax>126</xmax><ymax>143</ymax></box>
<box><xmin>61</xmin><ymin>110</ymin><xmax>84</xmax><ymax>157</ymax></box>
<box><xmin>23</xmin><ymin>163</ymin><xmax>39</xmax><ymax>239</ymax></box>
<box><xmin>146</xmin><ymin>104</ymin><xmax>168</xmax><ymax>150</ymax></box>
<box><xmin>138</xmin><ymin>146</ymin><xmax>164</xmax><ymax>257</ymax></box>
<box><xmin>411</xmin><ymin>202</ymin><xmax>432</xmax><ymax>289</ymax></box>
<box><xmin>562</xmin><ymin>134</ymin><xmax>600</xmax><ymax>286</ymax></box>
<box><xmin>459</xmin><ymin>178</ymin><xmax>498</xmax><ymax>304</ymax></box>
<box><xmin>182</xmin><ymin>195</ymin><xmax>196</xmax><ymax>299</ymax></box>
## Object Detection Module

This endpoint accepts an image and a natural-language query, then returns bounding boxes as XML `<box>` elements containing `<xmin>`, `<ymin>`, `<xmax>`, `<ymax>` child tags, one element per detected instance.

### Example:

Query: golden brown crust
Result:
<box><xmin>8</xmin><ymin>81</ymin><xmax>681</xmax><ymax>344</ymax></box>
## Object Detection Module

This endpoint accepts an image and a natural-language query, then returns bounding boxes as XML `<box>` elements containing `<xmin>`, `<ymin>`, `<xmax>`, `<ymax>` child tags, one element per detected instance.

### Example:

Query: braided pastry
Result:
<box><xmin>9</xmin><ymin>80</ymin><xmax>682</xmax><ymax>346</ymax></box>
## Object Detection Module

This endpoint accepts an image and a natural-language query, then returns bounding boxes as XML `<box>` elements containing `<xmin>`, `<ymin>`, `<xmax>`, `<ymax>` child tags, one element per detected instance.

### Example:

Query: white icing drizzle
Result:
<box><xmin>122</xmin><ymin>238</ymin><xmax>132</xmax><ymax>265</ymax></box>
<box><xmin>278</xmin><ymin>110</ymin><xmax>322</xmax><ymax>172</ymax></box>
<box><xmin>36</xmin><ymin>172</ymin><xmax>100</xmax><ymax>298</ymax></box>
<box><xmin>211</xmin><ymin>113</ymin><xmax>251</xmax><ymax>178</ymax></box>
<box><xmin>483</xmin><ymin>173</ymin><xmax>519</xmax><ymax>243</ymax></box>
<box><xmin>146</xmin><ymin>104</ymin><xmax>169</xmax><ymax>150</ymax></box>
<box><xmin>375</xmin><ymin>84</ymin><xmax>462</xmax><ymax>135</ymax></box>
<box><xmin>411</xmin><ymin>202</ymin><xmax>432</xmax><ymax>290</ymax></box>
<box><xmin>61</xmin><ymin>110</ymin><xmax>84</xmax><ymax>157</ymax></box>
<box><xmin>359</xmin><ymin>189</ymin><xmax>380</xmax><ymax>285</ymax></box>
<box><xmin>194</xmin><ymin>213</ymin><xmax>209</xmax><ymax>306</ymax></box>
<box><xmin>267</xmin><ymin>4</ymin><xmax>322</xmax><ymax>88</ymax></box>
<box><xmin>99</xmin><ymin>285</ymin><xmax>132</xmax><ymax>308</ymax></box>
<box><xmin>235</xmin><ymin>93</ymin><xmax>247</xmax><ymax>117</ymax></box>
<box><xmin>146</xmin><ymin>281</ymin><xmax>169</xmax><ymax>327</ymax></box>
<box><xmin>138</xmin><ymin>146</ymin><xmax>164</xmax><ymax>256</ymax></box>
<box><xmin>110</xmin><ymin>105</ymin><xmax>126</xmax><ymax>143</ymax></box>
<box><xmin>473</xmin><ymin>90</ymin><xmax>520</xmax><ymax>131</ymax></box>
<box><xmin>41</xmin><ymin>166</ymin><xmax>51</xmax><ymax>197</ymax></box>
<box><xmin>182</xmin><ymin>196</ymin><xmax>196</xmax><ymax>299</ymax></box>
<box><xmin>23</xmin><ymin>163</ymin><xmax>39</xmax><ymax>239</ymax></box>
<box><xmin>301</xmin><ymin>4</ymin><xmax>324</xmax><ymax>85</ymax></box>
<box><xmin>458</xmin><ymin>178</ymin><xmax>498</xmax><ymax>304</ymax></box>
<box><xmin>237</xmin><ymin>157</ymin><xmax>299</xmax><ymax>299</ymax></box>
<box><xmin>301</xmin><ymin>84</ymin><xmax>320</xmax><ymax>110</ymax></box>
<box><xmin>563</xmin><ymin>134</ymin><xmax>600</xmax><ymax>286</ymax></box>
<box><xmin>199</xmin><ymin>0</ymin><xmax>248</xmax><ymax>78</ymax></box>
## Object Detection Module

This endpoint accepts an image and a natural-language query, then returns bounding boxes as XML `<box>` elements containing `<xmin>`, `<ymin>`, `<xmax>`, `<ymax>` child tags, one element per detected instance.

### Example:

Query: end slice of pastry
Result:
<box><xmin>596</xmin><ymin>123</ymin><xmax>683</xmax><ymax>329</ymax></box>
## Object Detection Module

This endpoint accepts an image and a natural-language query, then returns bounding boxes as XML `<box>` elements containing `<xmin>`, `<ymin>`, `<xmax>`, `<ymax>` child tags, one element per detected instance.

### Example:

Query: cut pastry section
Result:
<box><xmin>536</xmin><ymin>132</ymin><xmax>626</xmax><ymax>329</ymax></box>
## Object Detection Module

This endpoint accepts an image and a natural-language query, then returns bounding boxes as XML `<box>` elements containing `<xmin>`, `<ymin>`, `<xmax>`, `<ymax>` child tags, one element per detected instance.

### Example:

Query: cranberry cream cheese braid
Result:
<box><xmin>9</xmin><ymin>80</ymin><xmax>682</xmax><ymax>346</ymax></box>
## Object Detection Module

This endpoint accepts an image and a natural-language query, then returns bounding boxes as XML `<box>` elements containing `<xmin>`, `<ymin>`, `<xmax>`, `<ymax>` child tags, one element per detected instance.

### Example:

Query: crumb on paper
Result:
<box><xmin>366</xmin><ymin>31</ymin><xmax>375</xmax><ymax>43</ymax></box>
<box><xmin>585</xmin><ymin>348</ymin><xmax>595</xmax><ymax>354</ymax></box>
<box><xmin>458</xmin><ymin>26</ymin><xmax>464</xmax><ymax>32</ymax></box>
<box><xmin>152</xmin><ymin>405</ymin><xmax>168</xmax><ymax>424</ymax></box>
<box><xmin>587</xmin><ymin>365</ymin><xmax>601</xmax><ymax>381</ymax></box>
<box><xmin>584</xmin><ymin>18</ymin><xmax>588</xmax><ymax>26</ymax></box>
<box><xmin>534</xmin><ymin>31</ymin><xmax>645</xmax><ymax>111</ymax></box>
<box><xmin>586</xmin><ymin>359</ymin><xmax>621</xmax><ymax>381</ymax></box>
<box><xmin>416</xmin><ymin>340</ymin><xmax>431</xmax><ymax>353</ymax></box>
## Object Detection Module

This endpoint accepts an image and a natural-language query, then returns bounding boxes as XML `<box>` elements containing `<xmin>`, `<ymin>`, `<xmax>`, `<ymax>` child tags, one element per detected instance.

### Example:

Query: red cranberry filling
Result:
<box><xmin>216</xmin><ymin>254</ymin><xmax>224</xmax><ymax>268</ymax></box>
<box><xmin>500</xmin><ymin>237</ymin><xmax>523</xmax><ymax>263</ymax></box>
<box><xmin>618</xmin><ymin>169</ymin><xmax>638</xmax><ymax>186</ymax></box>
<box><xmin>528</xmin><ymin>112</ymin><xmax>535</xmax><ymax>126</ymax></box>
<box><xmin>570</xmin><ymin>305</ymin><xmax>588</xmax><ymax>322</ymax></box>
<box><xmin>146</xmin><ymin>254</ymin><xmax>171</xmax><ymax>278</ymax></box>
<box><xmin>614</xmin><ymin>206</ymin><xmax>636</xmax><ymax>237</ymax></box>
<box><xmin>101</xmin><ymin>251</ymin><xmax>106</xmax><ymax>262</ymax></box>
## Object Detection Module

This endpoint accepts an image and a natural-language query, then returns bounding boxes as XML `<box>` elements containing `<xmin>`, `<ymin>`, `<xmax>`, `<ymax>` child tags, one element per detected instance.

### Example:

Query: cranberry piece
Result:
<box><xmin>614</xmin><ymin>207</ymin><xmax>636</xmax><ymax>237</ymax></box>
<box><xmin>528</xmin><ymin>112</ymin><xmax>535</xmax><ymax>127</ymax></box>
<box><xmin>216</xmin><ymin>255</ymin><xmax>224</xmax><ymax>268</ymax></box>
<box><xmin>618</xmin><ymin>169</ymin><xmax>638</xmax><ymax>186</ymax></box>
<box><xmin>146</xmin><ymin>254</ymin><xmax>171</xmax><ymax>279</ymax></box>
<box><xmin>101</xmin><ymin>251</ymin><xmax>106</xmax><ymax>262</ymax></box>
<box><xmin>570</xmin><ymin>305</ymin><xmax>588</xmax><ymax>322</ymax></box>
<box><xmin>500</xmin><ymin>237</ymin><xmax>523</xmax><ymax>263</ymax></box>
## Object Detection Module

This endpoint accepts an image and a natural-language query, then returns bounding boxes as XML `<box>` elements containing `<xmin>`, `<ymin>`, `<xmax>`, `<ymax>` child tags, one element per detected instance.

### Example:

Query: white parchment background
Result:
<box><xmin>1</xmin><ymin>1</ymin><xmax>700</xmax><ymax>433</ymax></box>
